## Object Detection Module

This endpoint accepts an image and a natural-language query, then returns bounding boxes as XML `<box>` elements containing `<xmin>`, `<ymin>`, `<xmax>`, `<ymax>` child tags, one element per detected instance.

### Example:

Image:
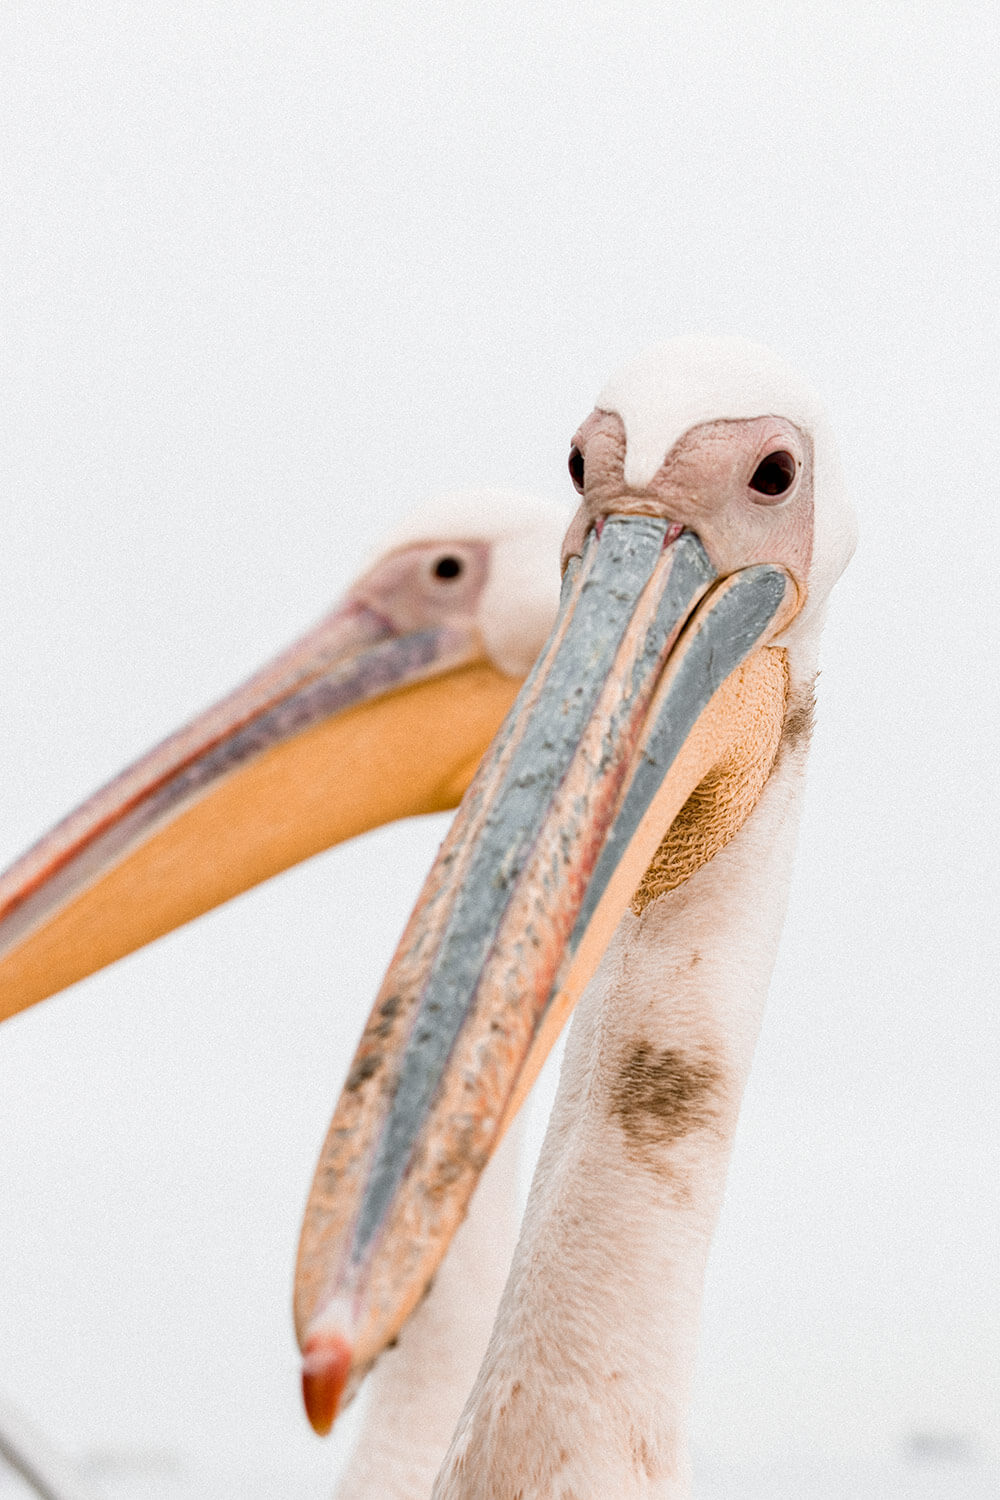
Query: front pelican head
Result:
<box><xmin>0</xmin><ymin>490</ymin><xmax>569</xmax><ymax>1019</ymax></box>
<box><xmin>294</xmin><ymin>337</ymin><xmax>856</xmax><ymax>1430</ymax></box>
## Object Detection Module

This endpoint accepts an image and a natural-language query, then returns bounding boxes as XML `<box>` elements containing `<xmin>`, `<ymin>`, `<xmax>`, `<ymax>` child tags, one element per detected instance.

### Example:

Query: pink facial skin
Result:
<box><xmin>561</xmin><ymin>412</ymin><xmax>815</xmax><ymax>614</ymax></box>
<box><xmin>345</xmin><ymin>540</ymin><xmax>492</xmax><ymax>640</ymax></box>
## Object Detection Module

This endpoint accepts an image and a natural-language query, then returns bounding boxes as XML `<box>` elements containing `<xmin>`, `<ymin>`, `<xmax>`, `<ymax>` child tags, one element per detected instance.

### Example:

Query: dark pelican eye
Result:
<box><xmin>568</xmin><ymin>446</ymin><xmax>585</xmax><ymax>494</ymax></box>
<box><xmin>749</xmin><ymin>450</ymin><xmax>797</xmax><ymax>498</ymax></box>
<box><xmin>432</xmin><ymin>555</ymin><xmax>464</xmax><ymax>581</ymax></box>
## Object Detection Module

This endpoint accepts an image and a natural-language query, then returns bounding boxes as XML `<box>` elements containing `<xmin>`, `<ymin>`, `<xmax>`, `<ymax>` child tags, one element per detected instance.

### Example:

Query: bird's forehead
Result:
<box><xmin>596</xmin><ymin>336</ymin><xmax>826</xmax><ymax>489</ymax></box>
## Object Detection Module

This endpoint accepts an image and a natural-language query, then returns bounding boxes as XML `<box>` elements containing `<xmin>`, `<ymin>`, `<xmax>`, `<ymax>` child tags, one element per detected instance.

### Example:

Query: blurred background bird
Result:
<box><xmin>0</xmin><ymin>491</ymin><xmax>567</xmax><ymax>1496</ymax></box>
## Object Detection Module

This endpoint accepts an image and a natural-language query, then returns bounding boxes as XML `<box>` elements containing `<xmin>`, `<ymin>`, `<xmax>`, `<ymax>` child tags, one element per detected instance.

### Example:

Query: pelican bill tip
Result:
<box><xmin>301</xmin><ymin>1329</ymin><xmax>353</xmax><ymax>1436</ymax></box>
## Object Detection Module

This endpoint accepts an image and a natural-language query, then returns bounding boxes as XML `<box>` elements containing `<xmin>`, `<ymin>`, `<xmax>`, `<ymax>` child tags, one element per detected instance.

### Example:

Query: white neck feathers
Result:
<box><xmin>432</xmin><ymin>671</ymin><xmax>816</xmax><ymax>1499</ymax></box>
<box><xmin>334</xmin><ymin>1118</ymin><xmax>525</xmax><ymax>1500</ymax></box>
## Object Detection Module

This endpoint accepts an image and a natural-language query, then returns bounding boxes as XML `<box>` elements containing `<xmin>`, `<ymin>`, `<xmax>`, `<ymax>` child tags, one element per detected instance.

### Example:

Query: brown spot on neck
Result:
<box><xmin>609</xmin><ymin>1042</ymin><xmax>723</xmax><ymax>1169</ymax></box>
<box><xmin>774</xmin><ymin>673</ymin><xmax>816</xmax><ymax>770</ymax></box>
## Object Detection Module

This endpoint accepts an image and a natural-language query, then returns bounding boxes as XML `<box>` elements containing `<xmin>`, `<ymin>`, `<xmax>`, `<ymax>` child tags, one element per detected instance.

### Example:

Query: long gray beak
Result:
<box><xmin>293</xmin><ymin>515</ymin><xmax>794</xmax><ymax>1432</ymax></box>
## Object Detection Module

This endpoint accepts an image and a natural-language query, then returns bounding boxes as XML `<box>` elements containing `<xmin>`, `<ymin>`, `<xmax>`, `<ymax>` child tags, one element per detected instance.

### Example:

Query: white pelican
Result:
<box><xmin>0</xmin><ymin>489</ymin><xmax>568</xmax><ymax>1018</ymax></box>
<box><xmin>292</xmin><ymin>337</ymin><xmax>856</xmax><ymax>1498</ymax></box>
<box><xmin>0</xmin><ymin>489</ymin><xmax>569</xmax><ymax>1496</ymax></box>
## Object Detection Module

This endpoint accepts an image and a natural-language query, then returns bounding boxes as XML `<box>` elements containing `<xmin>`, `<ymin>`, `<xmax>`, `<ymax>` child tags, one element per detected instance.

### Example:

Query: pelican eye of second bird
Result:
<box><xmin>432</xmin><ymin>555</ymin><xmax>464</xmax><ymax>580</ymax></box>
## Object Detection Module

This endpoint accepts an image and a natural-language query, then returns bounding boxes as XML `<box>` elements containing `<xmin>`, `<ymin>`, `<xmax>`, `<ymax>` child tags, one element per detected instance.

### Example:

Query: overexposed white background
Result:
<box><xmin>1</xmin><ymin>3</ymin><xmax>998</xmax><ymax>1495</ymax></box>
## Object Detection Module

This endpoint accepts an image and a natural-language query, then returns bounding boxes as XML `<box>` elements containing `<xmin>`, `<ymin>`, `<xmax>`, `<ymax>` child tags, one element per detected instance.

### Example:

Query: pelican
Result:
<box><xmin>0</xmin><ymin>488</ymin><xmax>569</xmax><ymax>1495</ymax></box>
<box><xmin>292</xmin><ymin>337</ymin><xmax>856</xmax><ymax>1498</ymax></box>
<box><xmin>0</xmin><ymin>489</ymin><xmax>568</xmax><ymax>1017</ymax></box>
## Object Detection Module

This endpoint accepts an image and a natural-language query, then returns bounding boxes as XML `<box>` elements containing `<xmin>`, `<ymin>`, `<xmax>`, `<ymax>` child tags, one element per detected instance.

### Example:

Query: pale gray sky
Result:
<box><xmin>1</xmin><ymin>2</ymin><xmax>997</xmax><ymax>1493</ymax></box>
